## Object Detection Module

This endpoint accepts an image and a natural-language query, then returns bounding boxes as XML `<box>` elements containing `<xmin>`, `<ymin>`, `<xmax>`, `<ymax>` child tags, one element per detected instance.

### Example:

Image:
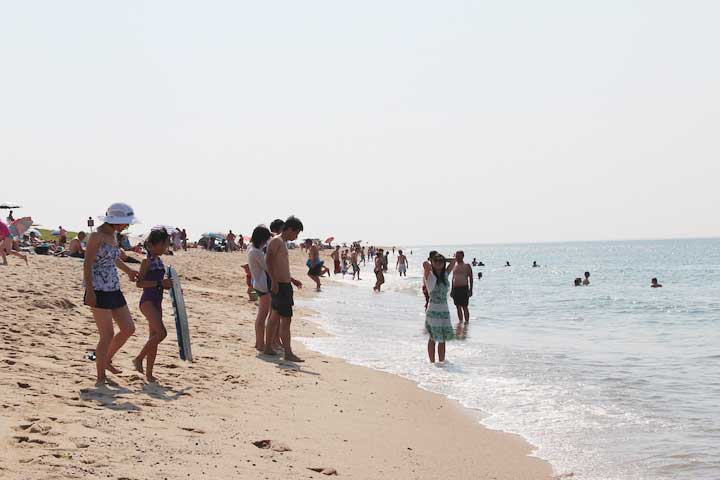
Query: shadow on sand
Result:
<box><xmin>79</xmin><ymin>384</ymin><xmax>140</xmax><ymax>411</ymax></box>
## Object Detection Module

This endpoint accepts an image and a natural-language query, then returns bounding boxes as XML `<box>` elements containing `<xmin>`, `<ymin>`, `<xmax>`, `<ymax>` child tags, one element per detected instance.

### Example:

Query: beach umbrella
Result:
<box><xmin>9</xmin><ymin>217</ymin><xmax>33</xmax><ymax>237</ymax></box>
<box><xmin>0</xmin><ymin>202</ymin><xmax>21</xmax><ymax>209</ymax></box>
<box><xmin>325</xmin><ymin>236</ymin><xmax>335</xmax><ymax>244</ymax></box>
<box><xmin>50</xmin><ymin>229</ymin><xmax>62</xmax><ymax>236</ymax></box>
<box><xmin>201</xmin><ymin>232</ymin><xmax>226</xmax><ymax>240</ymax></box>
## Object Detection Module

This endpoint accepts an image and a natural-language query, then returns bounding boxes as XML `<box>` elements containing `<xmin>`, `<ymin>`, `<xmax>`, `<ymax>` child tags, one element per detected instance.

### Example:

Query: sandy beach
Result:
<box><xmin>0</xmin><ymin>249</ymin><xmax>552</xmax><ymax>479</ymax></box>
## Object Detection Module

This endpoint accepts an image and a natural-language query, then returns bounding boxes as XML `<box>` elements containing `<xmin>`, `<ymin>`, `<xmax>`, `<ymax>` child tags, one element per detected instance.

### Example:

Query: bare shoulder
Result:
<box><xmin>268</xmin><ymin>236</ymin><xmax>283</xmax><ymax>251</ymax></box>
<box><xmin>86</xmin><ymin>231</ymin><xmax>103</xmax><ymax>247</ymax></box>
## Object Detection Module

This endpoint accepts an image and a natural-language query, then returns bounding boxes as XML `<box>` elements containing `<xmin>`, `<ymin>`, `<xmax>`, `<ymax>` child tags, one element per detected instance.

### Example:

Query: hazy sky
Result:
<box><xmin>2</xmin><ymin>1</ymin><xmax>718</xmax><ymax>245</ymax></box>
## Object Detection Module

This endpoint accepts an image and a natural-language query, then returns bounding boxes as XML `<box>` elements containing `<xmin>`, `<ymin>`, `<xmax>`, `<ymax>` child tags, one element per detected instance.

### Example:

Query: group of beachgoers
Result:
<box><xmin>13</xmin><ymin>200</ymin><xmax>670</xmax><ymax>386</ymax></box>
<box><xmin>294</xmin><ymin>241</ymin><xmax>474</xmax><ymax>364</ymax></box>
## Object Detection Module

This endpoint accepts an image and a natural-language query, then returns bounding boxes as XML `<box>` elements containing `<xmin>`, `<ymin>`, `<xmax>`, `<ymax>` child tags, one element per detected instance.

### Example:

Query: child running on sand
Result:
<box><xmin>423</xmin><ymin>253</ymin><xmax>456</xmax><ymax>363</ymax></box>
<box><xmin>83</xmin><ymin>203</ymin><xmax>139</xmax><ymax>386</ymax></box>
<box><xmin>133</xmin><ymin>228</ymin><xmax>173</xmax><ymax>382</ymax></box>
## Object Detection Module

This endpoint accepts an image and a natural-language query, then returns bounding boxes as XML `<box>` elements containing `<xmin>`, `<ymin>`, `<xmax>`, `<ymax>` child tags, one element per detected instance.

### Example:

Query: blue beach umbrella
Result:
<box><xmin>201</xmin><ymin>232</ymin><xmax>226</xmax><ymax>240</ymax></box>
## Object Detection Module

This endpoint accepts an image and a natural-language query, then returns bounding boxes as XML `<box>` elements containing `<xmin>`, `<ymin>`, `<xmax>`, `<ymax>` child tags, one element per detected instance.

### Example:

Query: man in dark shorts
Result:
<box><xmin>265</xmin><ymin>216</ymin><xmax>304</xmax><ymax>362</ymax></box>
<box><xmin>450</xmin><ymin>250</ymin><xmax>473</xmax><ymax>323</ymax></box>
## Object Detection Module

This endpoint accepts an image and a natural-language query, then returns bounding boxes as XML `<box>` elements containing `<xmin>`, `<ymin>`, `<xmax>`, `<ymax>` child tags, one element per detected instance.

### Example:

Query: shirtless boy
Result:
<box><xmin>396</xmin><ymin>249</ymin><xmax>408</xmax><ymax>277</ymax></box>
<box><xmin>450</xmin><ymin>251</ymin><xmax>473</xmax><ymax>323</ymax></box>
<box><xmin>264</xmin><ymin>216</ymin><xmax>304</xmax><ymax>362</ymax></box>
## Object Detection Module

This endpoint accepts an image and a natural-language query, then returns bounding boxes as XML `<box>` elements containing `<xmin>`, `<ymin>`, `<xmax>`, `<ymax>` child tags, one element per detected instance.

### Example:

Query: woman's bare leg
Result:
<box><xmin>106</xmin><ymin>305</ymin><xmax>135</xmax><ymax>373</ymax></box>
<box><xmin>263</xmin><ymin>310</ymin><xmax>280</xmax><ymax>355</ymax></box>
<box><xmin>255</xmin><ymin>294</ymin><xmax>270</xmax><ymax>351</ymax></box>
<box><xmin>93</xmin><ymin>309</ymin><xmax>115</xmax><ymax>385</ymax></box>
<box><xmin>427</xmin><ymin>339</ymin><xmax>436</xmax><ymax>363</ymax></box>
<box><xmin>438</xmin><ymin>342</ymin><xmax>446</xmax><ymax>362</ymax></box>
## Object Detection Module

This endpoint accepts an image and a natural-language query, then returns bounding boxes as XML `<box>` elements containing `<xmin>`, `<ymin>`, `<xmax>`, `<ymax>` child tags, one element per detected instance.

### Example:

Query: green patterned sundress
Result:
<box><xmin>425</xmin><ymin>272</ymin><xmax>455</xmax><ymax>342</ymax></box>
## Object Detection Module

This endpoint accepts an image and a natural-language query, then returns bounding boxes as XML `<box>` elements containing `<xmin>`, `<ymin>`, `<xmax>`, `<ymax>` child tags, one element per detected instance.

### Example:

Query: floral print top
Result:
<box><xmin>91</xmin><ymin>242</ymin><xmax>121</xmax><ymax>292</ymax></box>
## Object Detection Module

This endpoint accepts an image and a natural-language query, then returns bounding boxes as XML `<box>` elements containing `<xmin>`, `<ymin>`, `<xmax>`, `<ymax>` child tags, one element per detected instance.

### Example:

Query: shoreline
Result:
<box><xmin>0</xmin><ymin>249</ymin><xmax>553</xmax><ymax>479</ymax></box>
<box><xmin>297</xmin><ymin>273</ymin><xmax>557</xmax><ymax>477</ymax></box>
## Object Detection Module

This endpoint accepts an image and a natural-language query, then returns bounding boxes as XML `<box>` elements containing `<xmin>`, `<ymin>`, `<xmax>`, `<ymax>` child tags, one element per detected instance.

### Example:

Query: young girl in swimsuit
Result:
<box><xmin>133</xmin><ymin>229</ymin><xmax>172</xmax><ymax>382</ymax></box>
<box><xmin>84</xmin><ymin>203</ymin><xmax>139</xmax><ymax>386</ymax></box>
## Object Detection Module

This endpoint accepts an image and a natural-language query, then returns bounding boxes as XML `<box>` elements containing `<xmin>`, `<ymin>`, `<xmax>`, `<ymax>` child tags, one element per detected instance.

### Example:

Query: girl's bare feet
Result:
<box><xmin>95</xmin><ymin>376</ymin><xmax>107</xmax><ymax>387</ymax></box>
<box><xmin>107</xmin><ymin>364</ymin><xmax>122</xmax><ymax>375</ymax></box>
<box><xmin>146</xmin><ymin>375</ymin><xmax>157</xmax><ymax>383</ymax></box>
<box><xmin>133</xmin><ymin>358</ymin><xmax>144</xmax><ymax>374</ymax></box>
<box><xmin>284</xmin><ymin>353</ymin><xmax>304</xmax><ymax>363</ymax></box>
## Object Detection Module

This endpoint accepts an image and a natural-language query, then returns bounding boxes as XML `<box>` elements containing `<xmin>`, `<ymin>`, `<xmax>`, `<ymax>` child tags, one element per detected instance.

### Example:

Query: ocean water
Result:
<box><xmin>297</xmin><ymin>239</ymin><xmax>720</xmax><ymax>480</ymax></box>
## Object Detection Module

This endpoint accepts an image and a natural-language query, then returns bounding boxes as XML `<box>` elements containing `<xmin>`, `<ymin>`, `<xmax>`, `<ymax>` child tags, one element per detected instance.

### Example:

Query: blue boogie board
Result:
<box><xmin>167</xmin><ymin>266</ymin><xmax>193</xmax><ymax>362</ymax></box>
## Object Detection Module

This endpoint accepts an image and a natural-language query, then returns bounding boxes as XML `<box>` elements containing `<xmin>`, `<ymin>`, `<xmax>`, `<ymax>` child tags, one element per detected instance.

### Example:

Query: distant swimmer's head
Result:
<box><xmin>574</xmin><ymin>278</ymin><xmax>582</xmax><ymax>286</ymax></box>
<box><xmin>651</xmin><ymin>278</ymin><xmax>662</xmax><ymax>288</ymax></box>
<box><xmin>477</xmin><ymin>272</ymin><xmax>483</xmax><ymax>279</ymax></box>
<box><xmin>584</xmin><ymin>271</ymin><xmax>590</xmax><ymax>278</ymax></box>
<box><xmin>398</xmin><ymin>249</ymin><xmax>403</xmax><ymax>255</ymax></box>
<box><xmin>146</xmin><ymin>228</ymin><xmax>171</xmax><ymax>256</ymax></box>
<box><xmin>282</xmin><ymin>215</ymin><xmax>304</xmax><ymax>241</ymax></box>
<box><xmin>250</xmin><ymin>225</ymin><xmax>272</xmax><ymax>249</ymax></box>
<box><xmin>269</xmin><ymin>219</ymin><xmax>285</xmax><ymax>234</ymax></box>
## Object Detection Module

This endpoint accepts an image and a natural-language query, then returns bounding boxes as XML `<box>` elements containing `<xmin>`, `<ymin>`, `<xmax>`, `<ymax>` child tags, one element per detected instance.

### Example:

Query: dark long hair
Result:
<box><xmin>250</xmin><ymin>225</ymin><xmax>272</xmax><ymax>249</ymax></box>
<box><xmin>145</xmin><ymin>228</ymin><xmax>170</xmax><ymax>251</ymax></box>
<box><xmin>431</xmin><ymin>254</ymin><xmax>447</xmax><ymax>285</ymax></box>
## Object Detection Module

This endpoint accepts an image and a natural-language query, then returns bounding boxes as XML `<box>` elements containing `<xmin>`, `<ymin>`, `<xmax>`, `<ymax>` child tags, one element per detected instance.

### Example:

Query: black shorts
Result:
<box><xmin>85</xmin><ymin>290</ymin><xmax>127</xmax><ymax>310</ymax></box>
<box><xmin>308</xmin><ymin>265</ymin><xmax>323</xmax><ymax>276</ymax></box>
<box><xmin>271</xmin><ymin>282</ymin><xmax>294</xmax><ymax>318</ymax></box>
<box><xmin>451</xmin><ymin>286</ymin><xmax>469</xmax><ymax>307</ymax></box>
<box><xmin>351</xmin><ymin>263</ymin><xmax>359</xmax><ymax>273</ymax></box>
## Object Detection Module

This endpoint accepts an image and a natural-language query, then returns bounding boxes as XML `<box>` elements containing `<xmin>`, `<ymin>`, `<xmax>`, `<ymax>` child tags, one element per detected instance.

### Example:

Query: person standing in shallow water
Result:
<box><xmin>373</xmin><ymin>249</ymin><xmax>385</xmax><ymax>291</ymax></box>
<box><xmin>423</xmin><ymin>253</ymin><xmax>456</xmax><ymax>363</ymax></box>
<box><xmin>450</xmin><ymin>250</ymin><xmax>473</xmax><ymax>323</ymax></box>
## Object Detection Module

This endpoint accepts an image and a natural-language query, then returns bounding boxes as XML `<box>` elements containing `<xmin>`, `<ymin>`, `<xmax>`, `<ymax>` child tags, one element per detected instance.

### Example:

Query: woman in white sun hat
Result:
<box><xmin>83</xmin><ymin>202</ymin><xmax>140</xmax><ymax>386</ymax></box>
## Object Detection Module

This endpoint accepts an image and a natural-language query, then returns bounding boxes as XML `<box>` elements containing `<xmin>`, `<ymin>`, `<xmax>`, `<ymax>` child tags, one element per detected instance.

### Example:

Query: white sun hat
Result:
<box><xmin>98</xmin><ymin>202</ymin><xmax>140</xmax><ymax>225</ymax></box>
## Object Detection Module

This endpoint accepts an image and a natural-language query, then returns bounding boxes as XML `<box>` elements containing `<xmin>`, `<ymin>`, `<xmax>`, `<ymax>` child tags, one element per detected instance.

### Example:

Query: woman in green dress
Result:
<box><xmin>423</xmin><ymin>253</ymin><xmax>456</xmax><ymax>363</ymax></box>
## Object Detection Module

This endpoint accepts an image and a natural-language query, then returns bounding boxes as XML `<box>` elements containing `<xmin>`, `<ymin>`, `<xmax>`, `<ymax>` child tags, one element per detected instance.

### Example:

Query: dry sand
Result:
<box><xmin>0</xmin><ymin>248</ymin><xmax>552</xmax><ymax>479</ymax></box>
